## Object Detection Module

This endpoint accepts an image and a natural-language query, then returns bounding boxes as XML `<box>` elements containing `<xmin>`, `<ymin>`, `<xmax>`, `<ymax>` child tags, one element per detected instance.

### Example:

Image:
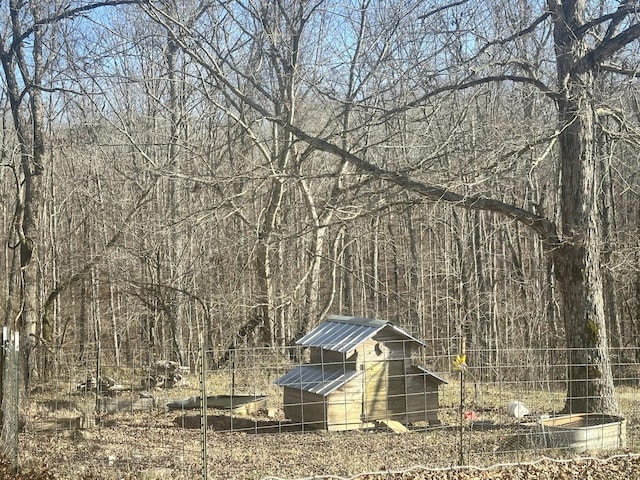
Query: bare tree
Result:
<box><xmin>7</xmin><ymin>0</ymin><xmax>628</xmax><ymax>417</ymax></box>
<box><xmin>142</xmin><ymin>0</ymin><xmax>640</xmax><ymax>413</ymax></box>
<box><xmin>0</xmin><ymin>0</ymin><xmax>148</xmax><ymax>381</ymax></box>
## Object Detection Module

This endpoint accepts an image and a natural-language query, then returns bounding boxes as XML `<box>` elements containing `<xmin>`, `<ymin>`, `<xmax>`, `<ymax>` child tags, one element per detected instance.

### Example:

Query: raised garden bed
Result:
<box><xmin>166</xmin><ymin>395</ymin><xmax>268</xmax><ymax>415</ymax></box>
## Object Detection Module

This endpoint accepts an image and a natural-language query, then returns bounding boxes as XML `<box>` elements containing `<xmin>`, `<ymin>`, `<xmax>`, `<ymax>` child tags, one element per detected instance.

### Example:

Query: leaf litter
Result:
<box><xmin>17</xmin><ymin>409</ymin><xmax>640</xmax><ymax>479</ymax></box>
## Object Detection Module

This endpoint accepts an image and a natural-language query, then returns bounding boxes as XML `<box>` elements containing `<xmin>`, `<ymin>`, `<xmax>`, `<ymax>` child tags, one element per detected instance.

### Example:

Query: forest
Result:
<box><xmin>1</xmin><ymin>0</ymin><xmax>639</xmax><ymax>417</ymax></box>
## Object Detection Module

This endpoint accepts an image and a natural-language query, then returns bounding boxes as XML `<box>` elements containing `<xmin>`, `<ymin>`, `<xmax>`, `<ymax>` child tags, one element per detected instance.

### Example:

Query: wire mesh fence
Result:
<box><xmin>9</xmin><ymin>337</ymin><xmax>640</xmax><ymax>479</ymax></box>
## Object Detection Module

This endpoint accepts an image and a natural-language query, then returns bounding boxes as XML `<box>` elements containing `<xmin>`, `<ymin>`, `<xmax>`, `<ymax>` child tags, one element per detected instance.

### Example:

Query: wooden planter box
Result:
<box><xmin>204</xmin><ymin>395</ymin><xmax>267</xmax><ymax>415</ymax></box>
<box><xmin>541</xmin><ymin>413</ymin><xmax>626</xmax><ymax>452</ymax></box>
<box><xmin>167</xmin><ymin>395</ymin><xmax>267</xmax><ymax>415</ymax></box>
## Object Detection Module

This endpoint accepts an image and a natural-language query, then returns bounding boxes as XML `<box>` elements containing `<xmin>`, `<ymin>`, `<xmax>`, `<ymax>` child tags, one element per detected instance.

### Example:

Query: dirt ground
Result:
<box><xmin>17</xmin><ymin>405</ymin><xmax>640</xmax><ymax>480</ymax></box>
<box><xmin>14</xmin><ymin>381</ymin><xmax>640</xmax><ymax>479</ymax></box>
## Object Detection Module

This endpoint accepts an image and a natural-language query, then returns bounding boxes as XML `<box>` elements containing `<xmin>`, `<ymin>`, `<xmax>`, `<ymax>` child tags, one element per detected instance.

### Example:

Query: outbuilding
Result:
<box><xmin>275</xmin><ymin>315</ymin><xmax>446</xmax><ymax>431</ymax></box>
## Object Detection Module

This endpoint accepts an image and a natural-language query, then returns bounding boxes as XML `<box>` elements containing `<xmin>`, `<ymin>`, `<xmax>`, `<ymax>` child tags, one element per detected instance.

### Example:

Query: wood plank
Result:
<box><xmin>377</xmin><ymin>418</ymin><xmax>408</xmax><ymax>433</ymax></box>
<box><xmin>99</xmin><ymin>397</ymin><xmax>157</xmax><ymax>413</ymax></box>
<box><xmin>30</xmin><ymin>414</ymin><xmax>93</xmax><ymax>432</ymax></box>
<box><xmin>283</xmin><ymin>387</ymin><xmax>326</xmax><ymax>425</ymax></box>
<box><xmin>167</xmin><ymin>395</ymin><xmax>266</xmax><ymax>412</ymax></box>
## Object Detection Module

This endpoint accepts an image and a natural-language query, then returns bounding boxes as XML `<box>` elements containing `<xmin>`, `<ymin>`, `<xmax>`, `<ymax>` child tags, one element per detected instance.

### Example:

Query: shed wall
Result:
<box><xmin>360</xmin><ymin>338</ymin><xmax>412</xmax><ymax>421</ymax></box>
<box><xmin>283</xmin><ymin>379</ymin><xmax>367</xmax><ymax>431</ymax></box>
<box><xmin>283</xmin><ymin>387</ymin><xmax>327</xmax><ymax>430</ymax></box>
<box><xmin>404</xmin><ymin>369</ymin><xmax>441</xmax><ymax>424</ymax></box>
<box><xmin>309</xmin><ymin>347</ymin><xmax>355</xmax><ymax>366</ymax></box>
<box><xmin>363</xmin><ymin>357</ymin><xmax>441</xmax><ymax>424</ymax></box>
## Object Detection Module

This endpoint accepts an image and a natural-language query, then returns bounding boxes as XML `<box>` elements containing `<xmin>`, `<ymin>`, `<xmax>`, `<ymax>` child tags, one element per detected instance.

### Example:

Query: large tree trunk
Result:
<box><xmin>549</xmin><ymin>0</ymin><xmax>618</xmax><ymax>414</ymax></box>
<box><xmin>553</xmin><ymin>244</ymin><xmax>618</xmax><ymax>413</ymax></box>
<box><xmin>256</xmin><ymin>185</ymin><xmax>282</xmax><ymax>348</ymax></box>
<box><xmin>2</xmin><ymin>3</ymin><xmax>48</xmax><ymax>383</ymax></box>
<box><xmin>166</xmin><ymin>34</ymin><xmax>185</xmax><ymax>365</ymax></box>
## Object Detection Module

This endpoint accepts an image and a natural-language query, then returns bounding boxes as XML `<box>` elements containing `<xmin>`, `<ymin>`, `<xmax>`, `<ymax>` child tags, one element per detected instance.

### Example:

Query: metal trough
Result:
<box><xmin>541</xmin><ymin>413</ymin><xmax>626</xmax><ymax>452</ymax></box>
<box><xmin>167</xmin><ymin>395</ymin><xmax>267</xmax><ymax>415</ymax></box>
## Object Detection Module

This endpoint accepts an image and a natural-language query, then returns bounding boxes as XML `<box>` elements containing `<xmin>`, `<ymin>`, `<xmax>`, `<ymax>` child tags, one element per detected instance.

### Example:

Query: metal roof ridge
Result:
<box><xmin>325</xmin><ymin>315</ymin><xmax>389</xmax><ymax>328</ymax></box>
<box><xmin>386</xmin><ymin>324</ymin><xmax>427</xmax><ymax>347</ymax></box>
<box><xmin>297</xmin><ymin>315</ymin><xmax>427</xmax><ymax>351</ymax></box>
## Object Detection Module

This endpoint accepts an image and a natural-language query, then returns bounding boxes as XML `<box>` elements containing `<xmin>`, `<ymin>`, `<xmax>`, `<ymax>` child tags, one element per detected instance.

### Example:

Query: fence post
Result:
<box><xmin>95</xmin><ymin>340</ymin><xmax>101</xmax><ymax>413</ymax></box>
<box><xmin>1</xmin><ymin>328</ymin><xmax>19</xmax><ymax>468</ymax></box>
<box><xmin>199</xmin><ymin>334</ymin><xmax>208</xmax><ymax>480</ymax></box>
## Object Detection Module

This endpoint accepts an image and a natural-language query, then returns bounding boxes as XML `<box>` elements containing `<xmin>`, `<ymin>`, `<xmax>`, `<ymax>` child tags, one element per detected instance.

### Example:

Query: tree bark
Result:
<box><xmin>549</xmin><ymin>0</ymin><xmax>618</xmax><ymax>414</ymax></box>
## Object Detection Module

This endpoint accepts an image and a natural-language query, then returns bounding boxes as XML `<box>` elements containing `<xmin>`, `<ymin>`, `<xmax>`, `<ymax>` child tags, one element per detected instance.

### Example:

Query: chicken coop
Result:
<box><xmin>275</xmin><ymin>315</ymin><xmax>446</xmax><ymax>431</ymax></box>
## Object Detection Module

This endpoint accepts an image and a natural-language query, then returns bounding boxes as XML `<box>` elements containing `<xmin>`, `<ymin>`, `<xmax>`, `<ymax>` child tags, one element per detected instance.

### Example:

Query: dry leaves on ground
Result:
<box><xmin>350</xmin><ymin>456</ymin><xmax>640</xmax><ymax>480</ymax></box>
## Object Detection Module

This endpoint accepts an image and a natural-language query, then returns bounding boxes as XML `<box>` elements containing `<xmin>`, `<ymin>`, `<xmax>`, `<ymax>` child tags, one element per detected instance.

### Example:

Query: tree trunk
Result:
<box><xmin>598</xmin><ymin>146</ymin><xmax>621</xmax><ymax>350</ymax></box>
<box><xmin>549</xmin><ymin>0</ymin><xmax>618</xmax><ymax>414</ymax></box>
<box><xmin>166</xmin><ymin>35</ymin><xmax>185</xmax><ymax>365</ymax></box>
<box><xmin>553</xmin><ymin>243</ymin><xmax>617</xmax><ymax>413</ymax></box>
<box><xmin>256</xmin><ymin>195</ymin><xmax>280</xmax><ymax>347</ymax></box>
<box><xmin>3</xmin><ymin>4</ymin><xmax>48</xmax><ymax>383</ymax></box>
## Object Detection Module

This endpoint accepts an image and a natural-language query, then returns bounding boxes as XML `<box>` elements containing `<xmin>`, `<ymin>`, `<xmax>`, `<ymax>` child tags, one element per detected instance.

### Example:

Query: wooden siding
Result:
<box><xmin>404</xmin><ymin>367</ymin><xmax>440</xmax><ymax>424</ymax></box>
<box><xmin>283</xmin><ymin>379</ymin><xmax>367</xmax><ymax>431</ymax></box>
<box><xmin>362</xmin><ymin>356</ymin><xmax>389</xmax><ymax>420</ymax></box>
<box><xmin>360</xmin><ymin>338</ymin><xmax>413</xmax><ymax>422</ymax></box>
<box><xmin>283</xmin><ymin>363</ymin><xmax>441</xmax><ymax>428</ymax></box>
<box><xmin>309</xmin><ymin>347</ymin><xmax>356</xmax><ymax>367</ymax></box>
<box><xmin>363</xmin><ymin>359</ymin><xmax>440</xmax><ymax>425</ymax></box>
<box><xmin>372</xmin><ymin>332</ymin><xmax>414</xmax><ymax>362</ymax></box>
<box><xmin>283</xmin><ymin>387</ymin><xmax>328</xmax><ymax>430</ymax></box>
<box><xmin>357</xmin><ymin>337</ymin><xmax>413</xmax><ymax>368</ymax></box>
<box><xmin>325</xmin><ymin>383</ymin><xmax>365</xmax><ymax>431</ymax></box>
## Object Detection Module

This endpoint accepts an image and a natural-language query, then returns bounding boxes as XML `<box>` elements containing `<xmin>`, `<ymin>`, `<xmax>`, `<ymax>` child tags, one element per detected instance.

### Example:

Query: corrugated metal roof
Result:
<box><xmin>296</xmin><ymin>315</ymin><xmax>425</xmax><ymax>353</ymax></box>
<box><xmin>275</xmin><ymin>364</ymin><xmax>361</xmax><ymax>396</ymax></box>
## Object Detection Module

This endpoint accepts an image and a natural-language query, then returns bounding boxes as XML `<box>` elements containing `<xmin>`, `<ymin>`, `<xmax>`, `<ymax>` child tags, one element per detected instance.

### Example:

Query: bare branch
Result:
<box><xmin>601</xmin><ymin>62</ymin><xmax>640</xmax><ymax>76</ymax></box>
<box><xmin>476</xmin><ymin>11</ymin><xmax>552</xmax><ymax>56</ymax></box>
<box><xmin>7</xmin><ymin>0</ymin><xmax>149</xmax><ymax>53</ymax></box>
<box><xmin>41</xmin><ymin>180</ymin><xmax>158</xmax><ymax>337</ymax></box>
<box><xmin>418</xmin><ymin>0</ymin><xmax>470</xmax><ymax>20</ymax></box>
<box><xmin>573</xmin><ymin>0</ymin><xmax>638</xmax><ymax>40</ymax></box>
<box><xmin>280</xmin><ymin>121</ymin><xmax>559</xmax><ymax>244</ymax></box>
<box><xmin>581</xmin><ymin>23</ymin><xmax>640</xmax><ymax>71</ymax></box>
<box><xmin>384</xmin><ymin>74</ymin><xmax>557</xmax><ymax>118</ymax></box>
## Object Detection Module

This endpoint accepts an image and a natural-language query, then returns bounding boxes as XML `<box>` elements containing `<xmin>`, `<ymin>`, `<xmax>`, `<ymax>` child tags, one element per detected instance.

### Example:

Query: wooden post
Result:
<box><xmin>2</xmin><ymin>328</ymin><xmax>20</xmax><ymax>469</ymax></box>
<box><xmin>199</xmin><ymin>334</ymin><xmax>208</xmax><ymax>480</ymax></box>
<box><xmin>458</xmin><ymin>337</ymin><xmax>466</xmax><ymax>466</ymax></box>
<box><xmin>95</xmin><ymin>340</ymin><xmax>101</xmax><ymax>413</ymax></box>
